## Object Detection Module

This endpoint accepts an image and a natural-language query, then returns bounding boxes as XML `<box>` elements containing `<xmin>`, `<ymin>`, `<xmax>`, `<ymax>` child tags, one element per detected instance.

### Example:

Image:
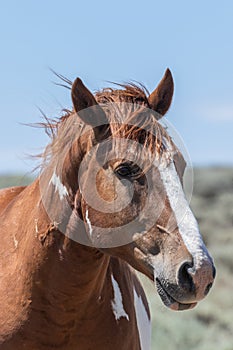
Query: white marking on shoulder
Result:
<box><xmin>133</xmin><ymin>288</ymin><xmax>151</xmax><ymax>350</ymax></box>
<box><xmin>85</xmin><ymin>209</ymin><xmax>93</xmax><ymax>237</ymax></box>
<box><xmin>111</xmin><ymin>274</ymin><xmax>129</xmax><ymax>321</ymax></box>
<box><xmin>49</xmin><ymin>172</ymin><xmax>68</xmax><ymax>201</ymax></box>
<box><xmin>158</xmin><ymin>160</ymin><xmax>211</xmax><ymax>268</ymax></box>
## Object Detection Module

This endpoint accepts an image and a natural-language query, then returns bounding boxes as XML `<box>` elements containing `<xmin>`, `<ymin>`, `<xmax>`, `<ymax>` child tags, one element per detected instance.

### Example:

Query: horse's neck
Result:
<box><xmin>32</xmin><ymin>233</ymin><xmax>110</xmax><ymax>309</ymax></box>
<box><xmin>0</xmin><ymin>179</ymin><xmax>111</xmax><ymax>339</ymax></box>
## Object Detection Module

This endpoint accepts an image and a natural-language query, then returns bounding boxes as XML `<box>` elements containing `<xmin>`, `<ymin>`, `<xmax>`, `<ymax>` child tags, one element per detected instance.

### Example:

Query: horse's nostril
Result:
<box><xmin>178</xmin><ymin>262</ymin><xmax>195</xmax><ymax>293</ymax></box>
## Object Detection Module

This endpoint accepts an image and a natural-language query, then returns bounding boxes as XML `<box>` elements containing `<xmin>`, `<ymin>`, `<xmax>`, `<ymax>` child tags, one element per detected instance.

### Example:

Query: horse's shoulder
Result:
<box><xmin>0</xmin><ymin>186</ymin><xmax>26</xmax><ymax>215</ymax></box>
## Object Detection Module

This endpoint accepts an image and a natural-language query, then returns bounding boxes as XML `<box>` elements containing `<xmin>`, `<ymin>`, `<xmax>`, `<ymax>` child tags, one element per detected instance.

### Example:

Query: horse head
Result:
<box><xmin>42</xmin><ymin>69</ymin><xmax>215</xmax><ymax>312</ymax></box>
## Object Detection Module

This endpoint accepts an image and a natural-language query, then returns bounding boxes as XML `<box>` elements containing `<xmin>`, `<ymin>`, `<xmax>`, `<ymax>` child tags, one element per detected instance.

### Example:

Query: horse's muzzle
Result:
<box><xmin>155</xmin><ymin>258</ymin><xmax>216</xmax><ymax>311</ymax></box>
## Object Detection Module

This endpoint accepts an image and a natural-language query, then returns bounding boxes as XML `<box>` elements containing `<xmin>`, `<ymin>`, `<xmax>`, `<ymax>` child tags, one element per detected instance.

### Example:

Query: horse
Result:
<box><xmin>0</xmin><ymin>69</ymin><xmax>215</xmax><ymax>350</ymax></box>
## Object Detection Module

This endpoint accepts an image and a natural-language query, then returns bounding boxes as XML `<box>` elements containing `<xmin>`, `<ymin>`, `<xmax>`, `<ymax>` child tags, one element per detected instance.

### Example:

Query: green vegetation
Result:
<box><xmin>0</xmin><ymin>168</ymin><xmax>232</xmax><ymax>349</ymax></box>
<box><xmin>0</xmin><ymin>174</ymin><xmax>33</xmax><ymax>189</ymax></box>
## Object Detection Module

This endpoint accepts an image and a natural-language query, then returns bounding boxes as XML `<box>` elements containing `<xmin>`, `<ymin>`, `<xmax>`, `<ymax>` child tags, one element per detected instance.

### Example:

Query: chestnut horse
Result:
<box><xmin>0</xmin><ymin>69</ymin><xmax>215</xmax><ymax>349</ymax></box>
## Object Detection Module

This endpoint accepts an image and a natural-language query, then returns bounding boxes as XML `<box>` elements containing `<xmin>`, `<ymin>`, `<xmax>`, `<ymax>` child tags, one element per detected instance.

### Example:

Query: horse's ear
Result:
<box><xmin>71</xmin><ymin>78</ymin><xmax>111</xmax><ymax>142</ymax></box>
<box><xmin>148</xmin><ymin>68</ymin><xmax>174</xmax><ymax>119</ymax></box>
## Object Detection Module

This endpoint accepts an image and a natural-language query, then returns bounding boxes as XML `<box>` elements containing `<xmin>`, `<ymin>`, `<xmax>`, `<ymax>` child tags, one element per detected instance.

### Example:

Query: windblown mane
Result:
<box><xmin>38</xmin><ymin>79</ymin><xmax>174</xmax><ymax>168</ymax></box>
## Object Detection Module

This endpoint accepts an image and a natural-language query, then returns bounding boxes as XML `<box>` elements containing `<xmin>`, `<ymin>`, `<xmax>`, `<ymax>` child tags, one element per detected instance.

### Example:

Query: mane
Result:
<box><xmin>95</xmin><ymin>82</ymin><xmax>150</xmax><ymax>105</ymax></box>
<box><xmin>38</xmin><ymin>80</ymin><xmax>174</xmax><ymax>169</ymax></box>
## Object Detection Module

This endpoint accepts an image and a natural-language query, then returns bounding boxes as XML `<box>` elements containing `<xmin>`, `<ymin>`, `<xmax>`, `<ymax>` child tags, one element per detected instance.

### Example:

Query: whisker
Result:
<box><xmin>156</xmin><ymin>224</ymin><xmax>171</xmax><ymax>235</ymax></box>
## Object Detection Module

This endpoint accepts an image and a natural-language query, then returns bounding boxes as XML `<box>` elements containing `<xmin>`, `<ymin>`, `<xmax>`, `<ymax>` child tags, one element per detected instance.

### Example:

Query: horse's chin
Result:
<box><xmin>155</xmin><ymin>279</ymin><xmax>197</xmax><ymax>311</ymax></box>
<box><xmin>169</xmin><ymin>301</ymin><xmax>197</xmax><ymax>311</ymax></box>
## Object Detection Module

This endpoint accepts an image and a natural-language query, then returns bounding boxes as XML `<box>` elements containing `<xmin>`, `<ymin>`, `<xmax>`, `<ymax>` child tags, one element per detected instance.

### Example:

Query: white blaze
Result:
<box><xmin>111</xmin><ymin>274</ymin><xmax>129</xmax><ymax>321</ymax></box>
<box><xmin>49</xmin><ymin>171</ymin><xmax>68</xmax><ymax>201</ymax></box>
<box><xmin>133</xmin><ymin>288</ymin><xmax>151</xmax><ymax>350</ymax></box>
<box><xmin>158</xmin><ymin>161</ymin><xmax>211</xmax><ymax>269</ymax></box>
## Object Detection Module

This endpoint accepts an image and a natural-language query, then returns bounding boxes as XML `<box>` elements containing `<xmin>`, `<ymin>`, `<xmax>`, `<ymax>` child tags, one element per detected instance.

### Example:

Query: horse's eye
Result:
<box><xmin>116</xmin><ymin>165</ymin><xmax>132</xmax><ymax>177</ymax></box>
<box><xmin>115</xmin><ymin>163</ymin><xmax>141</xmax><ymax>178</ymax></box>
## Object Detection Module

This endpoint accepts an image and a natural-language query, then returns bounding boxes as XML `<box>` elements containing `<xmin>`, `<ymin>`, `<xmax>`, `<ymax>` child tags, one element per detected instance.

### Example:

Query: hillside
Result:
<box><xmin>0</xmin><ymin>175</ymin><xmax>33</xmax><ymax>189</ymax></box>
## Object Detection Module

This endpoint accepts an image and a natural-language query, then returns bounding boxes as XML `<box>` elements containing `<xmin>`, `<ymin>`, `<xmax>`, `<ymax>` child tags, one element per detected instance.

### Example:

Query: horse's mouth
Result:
<box><xmin>155</xmin><ymin>279</ymin><xmax>197</xmax><ymax>311</ymax></box>
<box><xmin>133</xmin><ymin>247</ymin><xmax>198</xmax><ymax>311</ymax></box>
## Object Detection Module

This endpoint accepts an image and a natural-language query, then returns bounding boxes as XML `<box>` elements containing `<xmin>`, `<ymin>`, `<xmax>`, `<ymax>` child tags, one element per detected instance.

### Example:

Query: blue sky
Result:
<box><xmin>0</xmin><ymin>0</ymin><xmax>233</xmax><ymax>173</ymax></box>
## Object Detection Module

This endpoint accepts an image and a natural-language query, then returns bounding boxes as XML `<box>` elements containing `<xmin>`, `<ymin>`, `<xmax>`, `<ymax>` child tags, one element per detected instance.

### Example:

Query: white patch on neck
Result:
<box><xmin>35</xmin><ymin>219</ymin><xmax>39</xmax><ymax>237</ymax></box>
<box><xmin>58</xmin><ymin>248</ymin><xmax>64</xmax><ymax>261</ymax></box>
<box><xmin>111</xmin><ymin>274</ymin><xmax>129</xmax><ymax>321</ymax></box>
<box><xmin>49</xmin><ymin>171</ymin><xmax>68</xmax><ymax>201</ymax></box>
<box><xmin>13</xmin><ymin>235</ymin><xmax>18</xmax><ymax>249</ymax></box>
<box><xmin>133</xmin><ymin>288</ymin><xmax>151</xmax><ymax>350</ymax></box>
<box><xmin>158</xmin><ymin>161</ymin><xmax>211</xmax><ymax>269</ymax></box>
<box><xmin>85</xmin><ymin>208</ymin><xmax>93</xmax><ymax>237</ymax></box>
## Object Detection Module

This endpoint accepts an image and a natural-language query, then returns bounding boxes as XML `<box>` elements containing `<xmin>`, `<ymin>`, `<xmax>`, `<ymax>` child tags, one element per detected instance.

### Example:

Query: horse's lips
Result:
<box><xmin>155</xmin><ymin>279</ymin><xmax>197</xmax><ymax>311</ymax></box>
